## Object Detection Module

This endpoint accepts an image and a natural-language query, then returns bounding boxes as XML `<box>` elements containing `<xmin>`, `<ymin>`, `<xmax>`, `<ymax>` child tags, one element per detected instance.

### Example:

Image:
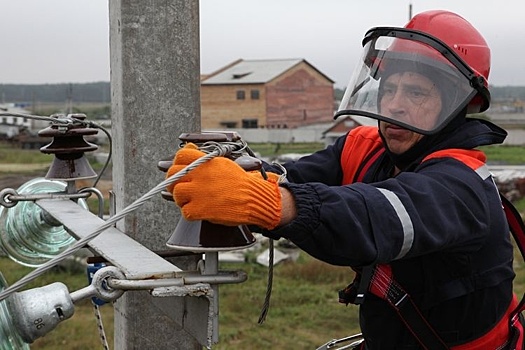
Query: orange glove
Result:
<box><xmin>165</xmin><ymin>143</ymin><xmax>204</xmax><ymax>194</ymax></box>
<box><xmin>248</xmin><ymin>170</ymin><xmax>283</xmax><ymax>183</ymax></box>
<box><xmin>166</xmin><ymin>143</ymin><xmax>282</xmax><ymax>229</ymax></box>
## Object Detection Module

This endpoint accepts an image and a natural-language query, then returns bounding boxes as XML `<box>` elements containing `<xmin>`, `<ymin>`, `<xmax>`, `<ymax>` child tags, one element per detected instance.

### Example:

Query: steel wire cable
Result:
<box><xmin>0</xmin><ymin>142</ymin><xmax>240</xmax><ymax>302</ymax></box>
<box><xmin>0</xmin><ymin>112</ymin><xmax>74</xmax><ymax>124</ymax></box>
<box><xmin>92</xmin><ymin>302</ymin><xmax>110</xmax><ymax>350</ymax></box>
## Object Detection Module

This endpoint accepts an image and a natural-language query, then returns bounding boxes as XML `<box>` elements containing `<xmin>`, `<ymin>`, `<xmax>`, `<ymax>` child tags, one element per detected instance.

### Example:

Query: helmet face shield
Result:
<box><xmin>336</xmin><ymin>28</ymin><xmax>480</xmax><ymax>135</ymax></box>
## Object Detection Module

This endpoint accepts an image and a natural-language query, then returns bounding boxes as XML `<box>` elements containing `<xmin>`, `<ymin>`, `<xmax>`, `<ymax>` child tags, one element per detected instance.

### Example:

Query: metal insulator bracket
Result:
<box><xmin>70</xmin><ymin>266</ymin><xmax>126</xmax><ymax>303</ymax></box>
<box><xmin>0</xmin><ymin>188</ymin><xmax>90</xmax><ymax>208</ymax></box>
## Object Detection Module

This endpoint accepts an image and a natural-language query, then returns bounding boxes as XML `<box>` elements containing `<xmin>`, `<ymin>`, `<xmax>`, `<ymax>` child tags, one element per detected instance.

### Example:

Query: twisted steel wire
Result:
<box><xmin>0</xmin><ymin>142</ymin><xmax>240</xmax><ymax>302</ymax></box>
<box><xmin>0</xmin><ymin>112</ymin><xmax>74</xmax><ymax>124</ymax></box>
<box><xmin>92</xmin><ymin>303</ymin><xmax>110</xmax><ymax>350</ymax></box>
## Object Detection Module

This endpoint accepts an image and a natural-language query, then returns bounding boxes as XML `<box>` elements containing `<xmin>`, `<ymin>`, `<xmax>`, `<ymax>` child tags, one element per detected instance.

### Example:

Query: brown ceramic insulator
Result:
<box><xmin>158</xmin><ymin>155</ymin><xmax>261</xmax><ymax>174</ymax></box>
<box><xmin>39</xmin><ymin>114</ymin><xmax>98</xmax><ymax>155</ymax></box>
<box><xmin>161</xmin><ymin>191</ymin><xmax>174</xmax><ymax>201</ymax></box>
<box><xmin>158</xmin><ymin>158</ymin><xmax>175</xmax><ymax>201</ymax></box>
<box><xmin>157</xmin><ymin>159</ymin><xmax>173</xmax><ymax>172</ymax></box>
<box><xmin>234</xmin><ymin>155</ymin><xmax>262</xmax><ymax>171</ymax></box>
<box><xmin>45</xmin><ymin>155</ymin><xmax>98</xmax><ymax>180</ymax></box>
<box><xmin>166</xmin><ymin>218</ymin><xmax>256</xmax><ymax>252</ymax></box>
<box><xmin>179</xmin><ymin>131</ymin><xmax>241</xmax><ymax>143</ymax></box>
<box><xmin>38</xmin><ymin>114</ymin><xmax>99</xmax><ymax>180</ymax></box>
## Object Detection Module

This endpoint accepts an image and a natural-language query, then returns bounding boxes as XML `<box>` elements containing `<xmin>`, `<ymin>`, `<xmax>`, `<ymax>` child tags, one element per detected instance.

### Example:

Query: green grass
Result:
<box><xmin>32</xmin><ymin>102</ymin><xmax>111</xmax><ymax>121</ymax></box>
<box><xmin>480</xmin><ymin>145</ymin><xmax>525</xmax><ymax>165</ymax></box>
<box><xmin>215</xmin><ymin>253</ymin><xmax>359</xmax><ymax>349</ymax></box>
<box><xmin>514</xmin><ymin>197</ymin><xmax>525</xmax><ymax>213</ymax></box>
<box><xmin>249</xmin><ymin>142</ymin><xmax>324</xmax><ymax>157</ymax></box>
<box><xmin>0</xmin><ymin>143</ymin><xmax>53</xmax><ymax>164</ymax></box>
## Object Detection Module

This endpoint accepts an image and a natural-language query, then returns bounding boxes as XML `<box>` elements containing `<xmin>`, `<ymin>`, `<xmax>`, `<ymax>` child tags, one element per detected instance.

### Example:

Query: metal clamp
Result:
<box><xmin>106</xmin><ymin>270</ymin><xmax>247</xmax><ymax>291</ymax></box>
<box><xmin>316</xmin><ymin>333</ymin><xmax>364</xmax><ymax>350</ymax></box>
<box><xmin>70</xmin><ymin>266</ymin><xmax>126</xmax><ymax>303</ymax></box>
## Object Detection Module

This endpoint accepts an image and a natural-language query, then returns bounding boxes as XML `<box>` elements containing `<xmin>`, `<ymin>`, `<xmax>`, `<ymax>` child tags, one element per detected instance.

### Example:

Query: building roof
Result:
<box><xmin>202</xmin><ymin>58</ymin><xmax>333</xmax><ymax>85</ymax></box>
<box><xmin>323</xmin><ymin>115</ymin><xmax>378</xmax><ymax>136</ymax></box>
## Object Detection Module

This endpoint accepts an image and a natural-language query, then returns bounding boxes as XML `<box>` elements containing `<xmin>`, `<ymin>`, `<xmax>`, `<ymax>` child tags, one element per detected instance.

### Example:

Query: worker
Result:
<box><xmin>167</xmin><ymin>10</ymin><xmax>523</xmax><ymax>349</ymax></box>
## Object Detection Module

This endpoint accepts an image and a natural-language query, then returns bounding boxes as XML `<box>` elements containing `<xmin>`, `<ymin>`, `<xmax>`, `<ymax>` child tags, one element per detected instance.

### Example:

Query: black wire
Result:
<box><xmin>258</xmin><ymin>238</ymin><xmax>274</xmax><ymax>324</ymax></box>
<box><xmin>86</xmin><ymin>122</ymin><xmax>113</xmax><ymax>188</ymax></box>
<box><xmin>257</xmin><ymin>158</ymin><xmax>274</xmax><ymax>325</ymax></box>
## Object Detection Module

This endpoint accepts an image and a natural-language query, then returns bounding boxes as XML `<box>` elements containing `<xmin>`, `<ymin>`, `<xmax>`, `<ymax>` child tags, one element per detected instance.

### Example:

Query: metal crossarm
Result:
<box><xmin>36</xmin><ymin>198</ymin><xmax>180</xmax><ymax>280</ymax></box>
<box><xmin>36</xmin><ymin>198</ymin><xmax>220</xmax><ymax>347</ymax></box>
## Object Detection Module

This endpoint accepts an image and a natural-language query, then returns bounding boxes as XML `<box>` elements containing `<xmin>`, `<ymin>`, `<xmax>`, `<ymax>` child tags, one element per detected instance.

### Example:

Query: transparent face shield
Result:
<box><xmin>335</xmin><ymin>28</ymin><xmax>481</xmax><ymax>135</ymax></box>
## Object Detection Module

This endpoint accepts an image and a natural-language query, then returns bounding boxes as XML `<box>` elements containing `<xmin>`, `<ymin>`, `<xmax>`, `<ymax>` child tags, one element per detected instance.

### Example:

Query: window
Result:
<box><xmin>220</xmin><ymin>121</ymin><xmax>238</xmax><ymax>128</ymax></box>
<box><xmin>236</xmin><ymin>90</ymin><xmax>245</xmax><ymax>100</ymax></box>
<box><xmin>250</xmin><ymin>89</ymin><xmax>260</xmax><ymax>100</ymax></box>
<box><xmin>232</xmin><ymin>72</ymin><xmax>251</xmax><ymax>79</ymax></box>
<box><xmin>242</xmin><ymin>119</ymin><xmax>258</xmax><ymax>129</ymax></box>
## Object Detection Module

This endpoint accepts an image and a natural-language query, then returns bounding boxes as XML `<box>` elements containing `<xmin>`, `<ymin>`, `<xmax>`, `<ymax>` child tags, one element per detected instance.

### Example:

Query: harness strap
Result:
<box><xmin>354</xmin><ymin>147</ymin><xmax>385</xmax><ymax>183</ymax></box>
<box><xmin>502</xmin><ymin>194</ymin><xmax>525</xmax><ymax>268</ymax></box>
<box><xmin>451</xmin><ymin>294</ymin><xmax>519</xmax><ymax>350</ymax></box>
<box><xmin>369</xmin><ymin>264</ymin><xmax>449</xmax><ymax>350</ymax></box>
<box><xmin>501</xmin><ymin>194</ymin><xmax>525</xmax><ymax>350</ymax></box>
<box><xmin>354</xmin><ymin>266</ymin><xmax>374</xmax><ymax>305</ymax></box>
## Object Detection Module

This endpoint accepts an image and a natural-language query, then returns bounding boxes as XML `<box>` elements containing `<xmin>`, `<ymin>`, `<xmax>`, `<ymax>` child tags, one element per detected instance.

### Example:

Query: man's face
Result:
<box><xmin>379</xmin><ymin>72</ymin><xmax>443</xmax><ymax>154</ymax></box>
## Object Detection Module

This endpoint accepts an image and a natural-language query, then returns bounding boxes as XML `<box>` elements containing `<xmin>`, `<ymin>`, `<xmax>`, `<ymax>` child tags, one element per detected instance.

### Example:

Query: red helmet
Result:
<box><xmin>336</xmin><ymin>10</ymin><xmax>491</xmax><ymax>135</ymax></box>
<box><xmin>405</xmin><ymin>10</ymin><xmax>491</xmax><ymax>112</ymax></box>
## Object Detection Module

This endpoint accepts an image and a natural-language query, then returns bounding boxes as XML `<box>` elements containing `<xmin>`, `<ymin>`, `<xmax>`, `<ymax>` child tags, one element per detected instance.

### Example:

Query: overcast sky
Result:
<box><xmin>1</xmin><ymin>0</ymin><xmax>524</xmax><ymax>88</ymax></box>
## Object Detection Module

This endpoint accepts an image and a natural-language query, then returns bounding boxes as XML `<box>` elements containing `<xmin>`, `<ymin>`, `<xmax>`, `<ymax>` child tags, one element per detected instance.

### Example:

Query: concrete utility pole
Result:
<box><xmin>109</xmin><ymin>1</ymin><xmax>202</xmax><ymax>348</ymax></box>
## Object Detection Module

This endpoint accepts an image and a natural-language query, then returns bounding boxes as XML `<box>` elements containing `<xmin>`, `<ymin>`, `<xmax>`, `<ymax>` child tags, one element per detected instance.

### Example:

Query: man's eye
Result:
<box><xmin>409</xmin><ymin>89</ymin><xmax>425</xmax><ymax>97</ymax></box>
<box><xmin>383</xmin><ymin>87</ymin><xmax>395</xmax><ymax>95</ymax></box>
<box><xmin>407</xmin><ymin>89</ymin><xmax>429</xmax><ymax>101</ymax></box>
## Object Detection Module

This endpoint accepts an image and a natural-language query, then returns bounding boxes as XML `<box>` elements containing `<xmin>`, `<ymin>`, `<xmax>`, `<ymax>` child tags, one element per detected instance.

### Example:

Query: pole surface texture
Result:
<box><xmin>109</xmin><ymin>1</ymin><xmax>203</xmax><ymax>348</ymax></box>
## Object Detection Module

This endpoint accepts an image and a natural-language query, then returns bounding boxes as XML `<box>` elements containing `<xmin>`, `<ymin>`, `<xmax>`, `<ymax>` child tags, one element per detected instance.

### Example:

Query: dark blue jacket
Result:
<box><xmin>265</xmin><ymin>119</ymin><xmax>515</xmax><ymax>348</ymax></box>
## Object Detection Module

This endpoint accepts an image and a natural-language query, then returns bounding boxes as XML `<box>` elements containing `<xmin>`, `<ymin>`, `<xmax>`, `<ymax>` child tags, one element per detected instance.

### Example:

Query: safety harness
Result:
<box><xmin>339</xmin><ymin>146</ymin><xmax>525</xmax><ymax>350</ymax></box>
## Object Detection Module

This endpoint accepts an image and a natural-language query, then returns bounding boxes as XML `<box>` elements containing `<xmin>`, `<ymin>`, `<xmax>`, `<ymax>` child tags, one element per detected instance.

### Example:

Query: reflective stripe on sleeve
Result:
<box><xmin>377</xmin><ymin>188</ymin><xmax>414</xmax><ymax>259</ymax></box>
<box><xmin>475</xmin><ymin>164</ymin><xmax>491</xmax><ymax>180</ymax></box>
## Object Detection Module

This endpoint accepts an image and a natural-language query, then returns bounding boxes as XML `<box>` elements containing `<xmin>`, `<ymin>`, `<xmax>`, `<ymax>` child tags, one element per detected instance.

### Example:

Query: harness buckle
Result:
<box><xmin>316</xmin><ymin>333</ymin><xmax>364</xmax><ymax>350</ymax></box>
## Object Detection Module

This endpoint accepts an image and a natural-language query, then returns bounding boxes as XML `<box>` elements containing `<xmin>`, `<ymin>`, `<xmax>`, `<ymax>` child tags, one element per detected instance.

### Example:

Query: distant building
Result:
<box><xmin>201</xmin><ymin>58</ymin><xmax>334</xmax><ymax>129</ymax></box>
<box><xmin>0</xmin><ymin>104</ymin><xmax>32</xmax><ymax>139</ymax></box>
<box><xmin>0</xmin><ymin>103</ymin><xmax>55</xmax><ymax>148</ymax></box>
<box><xmin>322</xmin><ymin>115</ymin><xmax>377</xmax><ymax>147</ymax></box>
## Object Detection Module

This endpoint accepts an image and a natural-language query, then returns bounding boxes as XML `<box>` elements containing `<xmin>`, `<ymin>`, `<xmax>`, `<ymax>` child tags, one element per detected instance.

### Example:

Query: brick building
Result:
<box><xmin>201</xmin><ymin>59</ymin><xmax>334</xmax><ymax>129</ymax></box>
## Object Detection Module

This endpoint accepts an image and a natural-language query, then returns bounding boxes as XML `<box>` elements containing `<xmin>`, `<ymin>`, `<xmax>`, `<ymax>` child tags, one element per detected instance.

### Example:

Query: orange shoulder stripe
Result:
<box><xmin>422</xmin><ymin>149</ymin><xmax>486</xmax><ymax>171</ymax></box>
<box><xmin>340</xmin><ymin>126</ymin><xmax>383</xmax><ymax>185</ymax></box>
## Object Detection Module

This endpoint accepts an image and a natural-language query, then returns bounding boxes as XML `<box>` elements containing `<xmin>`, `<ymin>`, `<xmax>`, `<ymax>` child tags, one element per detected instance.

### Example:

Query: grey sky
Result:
<box><xmin>1</xmin><ymin>0</ymin><xmax>524</xmax><ymax>88</ymax></box>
